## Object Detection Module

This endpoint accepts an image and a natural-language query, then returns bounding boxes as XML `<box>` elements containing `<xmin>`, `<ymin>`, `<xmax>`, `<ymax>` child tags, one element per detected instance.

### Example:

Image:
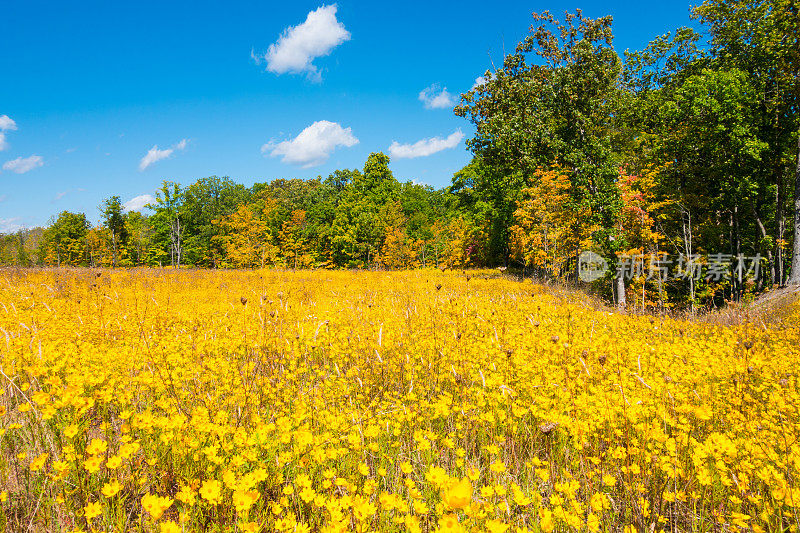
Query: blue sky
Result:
<box><xmin>0</xmin><ymin>1</ymin><xmax>698</xmax><ymax>231</ymax></box>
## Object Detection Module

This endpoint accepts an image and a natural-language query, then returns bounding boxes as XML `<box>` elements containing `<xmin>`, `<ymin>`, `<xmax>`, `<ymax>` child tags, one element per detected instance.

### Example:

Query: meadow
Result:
<box><xmin>0</xmin><ymin>268</ymin><xmax>798</xmax><ymax>532</ymax></box>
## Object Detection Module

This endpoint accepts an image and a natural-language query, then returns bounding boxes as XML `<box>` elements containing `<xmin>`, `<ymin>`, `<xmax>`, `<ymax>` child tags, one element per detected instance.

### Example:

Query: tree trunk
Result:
<box><xmin>733</xmin><ymin>206</ymin><xmax>742</xmax><ymax>299</ymax></box>
<box><xmin>170</xmin><ymin>218</ymin><xmax>182</xmax><ymax>267</ymax></box>
<box><xmin>682</xmin><ymin>205</ymin><xmax>695</xmax><ymax>314</ymax></box>
<box><xmin>754</xmin><ymin>208</ymin><xmax>773</xmax><ymax>291</ymax></box>
<box><xmin>574</xmin><ymin>244</ymin><xmax>580</xmax><ymax>286</ymax></box>
<box><xmin>789</xmin><ymin>134</ymin><xmax>800</xmax><ymax>285</ymax></box>
<box><xmin>615</xmin><ymin>269</ymin><xmax>626</xmax><ymax>309</ymax></box>
<box><xmin>775</xmin><ymin>157</ymin><xmax>786</xmax><ymax>285</ymax></box>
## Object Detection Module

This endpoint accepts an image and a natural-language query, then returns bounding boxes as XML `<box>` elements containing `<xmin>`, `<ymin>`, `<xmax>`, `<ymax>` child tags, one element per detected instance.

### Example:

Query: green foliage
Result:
<box><xmin>39</xmin><ymin>211</ymin><xmax>90</xmax><ymax>266</ymax></box>
<box><xmin>0</xmin><ymin>229</ymin><xmax>42</xmax><ymax>266</ymax></box>
<box><xmin>181</xmin><ymin>176</ymin><xmax>249</xmax><ymax>267</ymax></box>
<box><xmin>455</xmin><ymin>10</ymin><xmax>625</xmax><ymax>263</ymax></box>
<box><xmin>100</xmin><ymin>196</ymin><xmax>129</xmax><ymax>267</ymax></box>
<box><xmin>147</xmin><ymin>181</ymin><xmax>186</xmax><ymax>267</ymax></box>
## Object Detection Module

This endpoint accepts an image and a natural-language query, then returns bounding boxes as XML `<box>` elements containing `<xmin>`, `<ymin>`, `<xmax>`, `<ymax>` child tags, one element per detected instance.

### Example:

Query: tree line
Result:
<box><xmin>1</xmin><ymin>153</ymin><xmax>483</xmax><ymax>271</ymax></box>
<box><xmin>2</xmin><ymin>0</ymin><xmax>799</xmax><ymax>310</ymax></box>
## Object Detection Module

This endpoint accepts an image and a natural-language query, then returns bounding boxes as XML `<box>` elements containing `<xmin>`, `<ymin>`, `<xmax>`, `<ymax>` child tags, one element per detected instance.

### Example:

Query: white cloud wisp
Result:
<box><xmin>139</xmin><ymin>139</ymin><xmax>189</xmax><ymax>171</ymax></box>
<box><xmin>3</xmin><ymin>155</ymin><xmax>44</xmax><ymax>174</ymax></box>
<box><xmin>388</xmin><ymin>130</ymin><xmax>464</xmax><ymax>159</ymax></box>
<box><xmin>0</xmin><ymin>115</ymin><xmax>17</xmax><ymax>131</ymax></box>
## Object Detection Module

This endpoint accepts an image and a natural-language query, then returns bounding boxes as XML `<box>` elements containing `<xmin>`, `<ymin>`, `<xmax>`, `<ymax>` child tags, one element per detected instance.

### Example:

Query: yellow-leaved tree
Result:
<box><xmin>509</xmin><ymin>168</ymin><xmax>594</xmax><ymax>279</ymax></box>
<box><xmin>379</xmin><ymin>200</ymin><xmax>411</xmax><ymax>269</ymax></box>
<box><xmin>442</xmin><ymin>216</ymin><xmax>488</xmax><ymax>269</ymax></box>
<box><xmin>213</xmin><ymin>200</ymin><xmax>277</xmax><ymax>268</ymax></box>
<box><xmin>279</xmin><ymin>210</ymin><xmax>312</xmax><ymax>269</ymax></box>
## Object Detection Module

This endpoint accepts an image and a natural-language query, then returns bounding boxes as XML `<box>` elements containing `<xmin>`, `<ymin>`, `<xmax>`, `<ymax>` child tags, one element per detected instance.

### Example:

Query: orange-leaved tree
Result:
<box><xmin>614</xmin><ymin>167</ymin><xmax>669</xmax><ymax>307</ymax></box>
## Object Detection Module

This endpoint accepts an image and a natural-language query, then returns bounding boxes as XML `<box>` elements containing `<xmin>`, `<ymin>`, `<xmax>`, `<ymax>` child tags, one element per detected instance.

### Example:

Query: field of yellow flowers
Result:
<box><xmin>1</xmin><ymin>268</ymin><xmax>798</xmax><ymax>532</ymax></box>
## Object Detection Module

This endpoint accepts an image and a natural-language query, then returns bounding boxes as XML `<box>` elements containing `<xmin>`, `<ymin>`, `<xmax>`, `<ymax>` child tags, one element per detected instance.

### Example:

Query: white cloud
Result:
<box><xmin>255</xmin><ymin>4</ymin><xmax>350</xmax><ymax>81</ymax></box>
<box><xmin>54</xmin><ymin>191</ymin><xmax>68</xmax><ymax>201</ymax></box>
<box><xmin>419</xmin><ymin>85</ymin><xmax>456</xmax><ymax>109</ymax></box>
<box><xmin>3</xmin><ymin>155</ymin><xmax>44</xmax><ymax>174</ymax></box>
<box><xmin>262</xmin><ymin>120</ymin><xmax>358</xmax><ymax>167</ymax></box>
<box><xmin>123</xmin><ymin>194</ymin><xmax>156</xmax><ymax>212</ymax></box>
<box><xmin>0</xmin><ymin>115</ymin><xmax>17</xmax><ymax>131</ymax></box>
<box><xmin>472</xmin><ymin>75</ymin><xmax>492</xmax><ymax>89</ymax></box>
<box><xmin>0</xmin><ymin>218</ymin><xmax>24</xmax><ymax>234</ymax></box>
<box><xmin>388</xmin><ymin>130</ymin><xmax>464</xmax><ymax>159</ymax></box>
<box><xmin>0</xmin><ymin>115</ymin><xmax>17</xmax><ymax>151</ymax></box>
<box><xmin>138</xmin><ymin>139</ymin><xmax>188</xmax><ymax>171</ymax></box>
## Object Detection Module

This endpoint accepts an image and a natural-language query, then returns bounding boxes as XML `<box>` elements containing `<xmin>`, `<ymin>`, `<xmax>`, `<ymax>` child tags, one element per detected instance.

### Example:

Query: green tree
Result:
<box><xmin>40</xmin><ymin>211</ymin><xmax>89</xmax><ymax>266</ymax></box>
<box><xmin>0</xmin><ymin>228</ymin><xmax>42</xmax><ymax>266</ymax></box>
<box><xmin>450</xmin><ymin>158</ymin><xmax>521</xmax><ymax>264</ymax></box>
<box><xmin>329</xmin><ymin>153</ymin><xmax>401</xmax><ymax>266</ymax></box>
<box><xmin>693</xmin><ymin>0</ymin><xmax>800</xmax><ymax>284</ymax></box>
<box><xmin>147</xmin><ymin>181</ymin><xmax>185</xmax><ymax>267</ymax></box>
<box><xmin>182</xmin><ymin>176</ymin><xmax>249</xmax><ymax>266</ymax></box>
<box><xmin>100</xmin><ymin>195</ymin><xmax>129</xmax><ymax>267</ymax></box>
<box><xmin>455</xmin><ymin>10</ymin><xmax>626</xmax><ymax>269</ymax></box>
<box><xmin>124</xmin><ymin>211</ymin><xmax>152</xmax><ymax>266</ymax></box>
